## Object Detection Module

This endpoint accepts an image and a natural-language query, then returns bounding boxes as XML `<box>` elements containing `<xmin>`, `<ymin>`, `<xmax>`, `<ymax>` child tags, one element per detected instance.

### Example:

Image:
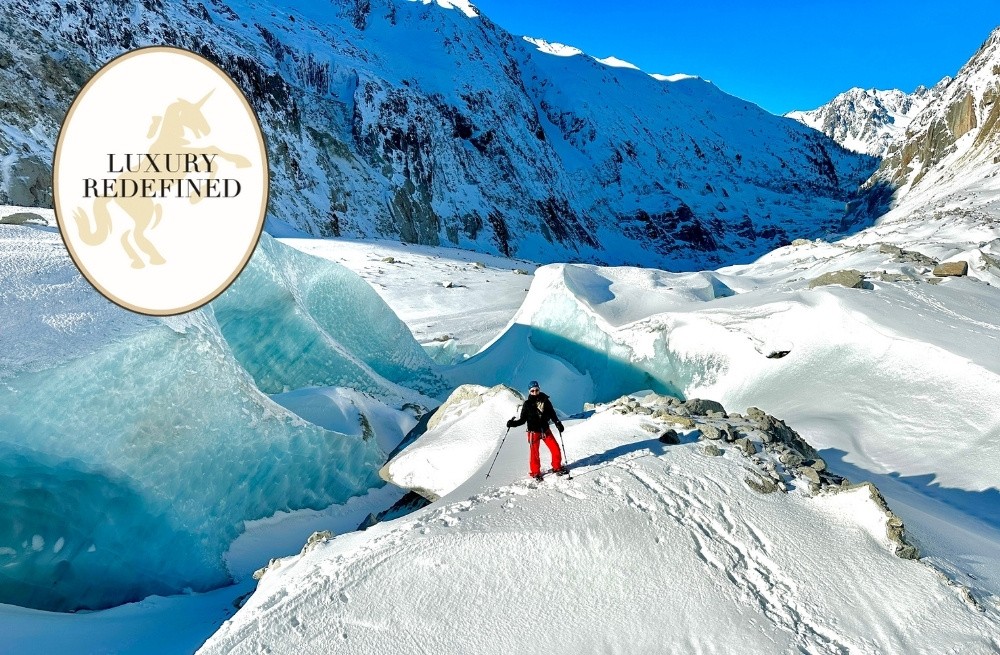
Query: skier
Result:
<box><xmin>506</xmin><ymin>380</ymin><xmax>567</xmax><ymax>480</ymax></box>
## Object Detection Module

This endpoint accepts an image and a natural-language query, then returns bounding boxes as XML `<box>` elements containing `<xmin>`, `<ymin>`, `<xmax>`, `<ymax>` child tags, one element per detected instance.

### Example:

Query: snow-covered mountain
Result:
<box><xmin>785</xmin><ymin>85</ymin><xmax>938</xmax><ymax>157</ymax></box>
<box><xmin>0</xmin><ymin>0</ymin><xmax>875</xmax><ymax>268</ymax></box>
<box><xmin>864</xmin><ymin>27</ymin><xmax>1000</xmax><ymax>209</ymax></box>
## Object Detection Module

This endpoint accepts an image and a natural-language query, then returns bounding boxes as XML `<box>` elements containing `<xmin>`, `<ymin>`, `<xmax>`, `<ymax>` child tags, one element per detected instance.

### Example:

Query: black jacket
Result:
<box><xmin>509</xmin><ymin>392</ymin><xmax>563</xmax><ymax>433</ymax></box>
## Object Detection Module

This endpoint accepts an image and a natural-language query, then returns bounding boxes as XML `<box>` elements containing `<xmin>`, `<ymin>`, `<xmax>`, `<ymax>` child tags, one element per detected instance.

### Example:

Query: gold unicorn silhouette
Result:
<box><xmin>72</xmin><ymin>91</ymin><xmax>252</xmax><ymax>269</ymax></box>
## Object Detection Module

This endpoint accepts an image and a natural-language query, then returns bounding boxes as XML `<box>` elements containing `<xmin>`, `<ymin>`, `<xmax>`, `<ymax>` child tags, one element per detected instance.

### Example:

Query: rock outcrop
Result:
<box><xmin>600</xmin><ymin>394</ymin><xmax>919</xmax><ymax>559</ymax></box>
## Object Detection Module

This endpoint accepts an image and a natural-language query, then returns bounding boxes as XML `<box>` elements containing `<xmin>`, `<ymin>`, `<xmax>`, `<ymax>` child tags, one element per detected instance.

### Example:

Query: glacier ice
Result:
<box><xmin>452</xmin><ymin>265</ymin><xmax>694</xmax><ymax>410</ymax></box>
<box><xmin>211</xmin><ymin>234</ymin><xmax>444</xmax><ymax>400</ymax></box>
<box><xmin>0</xmin><ymin>234</ymin><xmax>441</xmax><ymax>611</ymax></box>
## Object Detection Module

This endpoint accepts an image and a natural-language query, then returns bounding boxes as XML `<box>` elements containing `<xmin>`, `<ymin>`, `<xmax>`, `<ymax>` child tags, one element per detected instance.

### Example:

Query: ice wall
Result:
<box><xmin>0</xmin><ymin>232</ymin><xmax>441</xmax><ymax>611</ymax></box>
<box><xmin>212</xmin><ymin>235</ymin><xmax>444</xmax><ymax>401</ymax></box>
<box><xmin>452</xmin><ymin>265</ymin><xmax>706</xmax><ymax>410</ymax></box>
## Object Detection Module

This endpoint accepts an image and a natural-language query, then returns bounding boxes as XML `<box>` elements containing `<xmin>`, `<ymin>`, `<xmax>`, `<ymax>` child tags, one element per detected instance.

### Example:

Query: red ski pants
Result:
<box><xmin>527</xmin><ymin>429</ymin><xmax>562</xmax><ymax>476</ymax></box>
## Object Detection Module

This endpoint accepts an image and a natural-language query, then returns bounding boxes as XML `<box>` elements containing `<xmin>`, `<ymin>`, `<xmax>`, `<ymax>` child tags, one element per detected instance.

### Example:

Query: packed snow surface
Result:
<box><xmin>202</xmin><ymin>391</ymin><xmax>999</xmax><ymax>654</ymax></box>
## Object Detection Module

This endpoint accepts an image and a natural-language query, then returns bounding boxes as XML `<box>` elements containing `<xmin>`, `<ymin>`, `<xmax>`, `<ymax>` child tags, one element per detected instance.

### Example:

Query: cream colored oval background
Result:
<box><xmin>54</xmin><ymin>47</ymin><xmax>268</xmax><ymax>315</ymax></box>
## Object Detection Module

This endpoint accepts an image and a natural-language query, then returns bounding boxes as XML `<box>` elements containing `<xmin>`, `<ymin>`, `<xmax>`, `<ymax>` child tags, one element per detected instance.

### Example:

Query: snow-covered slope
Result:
<box><xmin>3</xmin><ymin>188</ymin><xmax>1000</xmax><ymax>650</ymax></box>
<box><xmin>786</xmin><ymin>85</ymin><xmax>937</xmax><ymax>157</ymax></box>
<box><xmin>201</xmin><ymin>388</ymin><xmax>999</xmax><ymax>654</ymax></box>
<box><xmin>0</xmin><ymin>0</ymin><xmax>874</xmax><ymax>268</ymax></box>
<box><xmin>198</xmin><ymin>168</ymin><xmax>1000</xmax><ymax>653</ymax></box>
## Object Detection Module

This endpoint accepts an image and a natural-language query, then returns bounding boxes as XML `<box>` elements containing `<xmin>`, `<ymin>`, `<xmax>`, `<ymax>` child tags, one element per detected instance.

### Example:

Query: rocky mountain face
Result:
<box><xmin>785</xmin><ymin>86</ymin><xmax>938</xmax><ymax>157</ymax></box>
<box><xmin>873</xmin><ymin>28</ymin><xmax>1000</xmax><ymax>200</ymax></box>
<box><xmin>0</xmin><ymin>0</ymin><xmax>876</xmax><ymax>268</ymax></box>
<box><xmin>833</xmin><ymin>27</ymin><xmax>1000</xmax><ymax>223</ymax></box>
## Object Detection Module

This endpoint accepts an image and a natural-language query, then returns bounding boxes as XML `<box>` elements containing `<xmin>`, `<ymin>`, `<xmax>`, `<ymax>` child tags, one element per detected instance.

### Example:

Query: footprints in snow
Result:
<box><xmin>594</xmin><ymin>462</ymin><xmax>850</xmax><ymax>652</ymax></box>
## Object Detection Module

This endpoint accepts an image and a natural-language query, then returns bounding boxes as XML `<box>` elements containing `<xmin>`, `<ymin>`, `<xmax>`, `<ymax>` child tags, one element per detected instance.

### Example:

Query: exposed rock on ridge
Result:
<box><xmin>866</xmin><ymin>28</ymin><xmax>1000</xmax><ymax>203</ymax></box>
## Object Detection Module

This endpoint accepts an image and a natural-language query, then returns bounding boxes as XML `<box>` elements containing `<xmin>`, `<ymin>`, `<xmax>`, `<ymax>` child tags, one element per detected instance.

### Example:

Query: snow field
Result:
<box><xmin>202</xmin><ymin>392</ymin><xmax>1000</xmax><ymax>654</ymax></box>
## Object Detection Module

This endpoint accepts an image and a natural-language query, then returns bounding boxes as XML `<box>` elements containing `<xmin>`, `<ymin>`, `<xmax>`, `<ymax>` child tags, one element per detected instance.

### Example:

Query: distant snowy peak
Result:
<box><xmin>414</xmin><ymin>0</ymin><xmax>479</xmax><ymax>18</ymax></box>
<box><xmin>523</xmin><ymin>36</ymin><xmax>696</xmax><ymax>82</ymax></box>
<box><xmin>594</xmin><ymin>55</ymin><xmax>639</xmax><ymax>70</ymax></box>
<box><xmin>651</xmin><ymin>72</ymin><xmax>700</xmax><ymax>83</ymax></box>
<box><xmin>522</xmin><ymin>36</ymin><xmax>584</xmax><ymax>57</ymax></box>
<box><xmin>865</xmin><ymin>26</ymin><xmax>1000</xmax><ymax>207</ymax></box>
<box><xmin>786</xmin><ymin>86</ymin><xmax>936</xmax><ymax>157</ymax></box>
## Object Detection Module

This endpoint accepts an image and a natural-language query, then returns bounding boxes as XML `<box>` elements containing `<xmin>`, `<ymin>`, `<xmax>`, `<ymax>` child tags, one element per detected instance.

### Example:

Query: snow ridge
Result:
<box><xmin>200</xmin><ymin>390</ymin><xmax>999</xmax><ymax>655</ymax></box>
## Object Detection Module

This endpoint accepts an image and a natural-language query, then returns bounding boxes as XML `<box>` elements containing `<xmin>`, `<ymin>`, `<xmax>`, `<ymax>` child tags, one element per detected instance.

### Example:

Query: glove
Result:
<box><xmin>506</xmin><ymin>419</ymin><xmax>516</xmax><ymax>428</ymax></box>
<box><xmin>555</xmin><ymin>421</ymin><xmax>564</xmax><ymax>433</ymax></box>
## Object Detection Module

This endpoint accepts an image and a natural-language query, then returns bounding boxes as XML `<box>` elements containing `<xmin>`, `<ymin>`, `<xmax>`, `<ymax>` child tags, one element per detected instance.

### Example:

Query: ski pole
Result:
<box><xmin>486</xmin><ymin>426</ymin><xmax>511</xmax><ymax>479</ymax></box>
<box><xmin>486</xmin><ymin>404</ymin><xmax>521</xmax><ymax>479</ymax></box>
<box><xmin>555</xmin><ymin>425</ymin><xmax>572</xmax><ymax>480</ymax></box>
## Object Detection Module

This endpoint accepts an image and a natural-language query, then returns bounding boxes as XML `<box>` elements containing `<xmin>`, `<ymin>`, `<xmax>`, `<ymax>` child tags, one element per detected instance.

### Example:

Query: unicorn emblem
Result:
<box><xmin>72</xmin><ymin>91</ymin><xmax>251</xmax><ymax>269</ymax></box>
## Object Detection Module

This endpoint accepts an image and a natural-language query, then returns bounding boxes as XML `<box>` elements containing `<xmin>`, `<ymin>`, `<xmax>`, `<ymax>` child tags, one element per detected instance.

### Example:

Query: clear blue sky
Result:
<box><xmin>472</xmin><ymin>0</ymin><xmax>999</xmax><ymax>115</ymax></box>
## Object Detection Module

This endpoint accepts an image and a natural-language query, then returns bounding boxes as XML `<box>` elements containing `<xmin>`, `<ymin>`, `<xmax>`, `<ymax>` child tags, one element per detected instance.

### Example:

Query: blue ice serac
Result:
<box><xmin>0</xmin><ymin>236</ymin><xmax>442</xmax><ymax>611</ymax></box>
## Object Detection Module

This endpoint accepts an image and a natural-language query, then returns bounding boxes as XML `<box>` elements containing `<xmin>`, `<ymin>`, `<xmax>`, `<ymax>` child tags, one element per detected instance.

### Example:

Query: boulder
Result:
<box><xmin>657</xmin><ymin>429</ymin><xmax>679</xmax><ymax>445</ymax></box>
<box><xmin>301</xmin><ymin>530</ymin><xmax>335</xmax><ymax>553</ymax></box>
<box><xmin>879</xmin><ymin>243</ymin><xmax>902</xmax><ymax>255</ymax></box>
<box><xmin>0</xmin><ymin>211</ymin><xmax>45</xmax><ymax>225</ymax></box>
<box><xmin>899</xmin><ymin>249</ymin><xmax>938</xmax><ymax>267</ymax></box>
<box><xmin>779</xmin><ymin>452</ymin><xmax>804</xmax><ymax>468</ymax></box>
<box><xmin>253</xmin><ymin>557</ymin><xmax>282</xmax><ymax>581</ymax></box>
<box><xmin>932</xmin><ymin>261</ymin><xmax>968</xmax><ymax>277</ymax></box>
<box><xmin>745</xmin><ymin>474</ymin><xmax>779</xmax><ymax>494</ymax></box>
<box><xmin>798</xmin><ymin>467</ymin><xmax>821</xmax><ymax>485</ymax></box>
<box><xmin>683</xmin><ymin>398</ymin><xmax>726</xmax><ymax>416</ymax></box>
<box><xmin>735</xmin><ymin>437</ymin><xmax>756</xmax><ymax>457</ymax></box>
<box><xmin>700</xmin><ymin>425</ymin><xmax>723</xmax><ymax>440</ymax></box>
<box><xmin>808</xmin><ymin>269</ymin><xmax>864</xmax><ymax>289</ymax></box>
<box><xmin>876</xmin><ymin>272</ymin><xmax>913</xmax><ymax>283</ymax></box>
<box><xmin>662</xmin><ymin>415</ymin><xmax>695</xmax><ymax>429</ymax></box>
<box><xmin>703</xmin><ymin>444</ymin><xmax>723</xmax><ymax>457</ymax></box>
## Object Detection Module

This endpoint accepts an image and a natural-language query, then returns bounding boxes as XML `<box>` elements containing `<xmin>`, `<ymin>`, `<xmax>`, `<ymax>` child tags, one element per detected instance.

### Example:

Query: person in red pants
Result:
<box><xmin>506</xmin><ymin>380</ymin><xmax>567</xmax><ymax>480</ymax></box>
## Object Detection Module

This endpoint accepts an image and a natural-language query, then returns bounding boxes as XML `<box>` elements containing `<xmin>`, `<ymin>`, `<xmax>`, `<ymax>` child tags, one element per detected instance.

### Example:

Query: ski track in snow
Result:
<box><xmin>898</xmin><ymin>283</ymin><xmax>1000</xmax><ymax>338</ymax></box>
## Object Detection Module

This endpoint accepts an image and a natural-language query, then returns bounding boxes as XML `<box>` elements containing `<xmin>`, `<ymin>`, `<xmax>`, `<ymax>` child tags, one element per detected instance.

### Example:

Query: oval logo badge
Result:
<box><xmin>54</xmin><ymin>46</ymin><xmax>269</xmax><ymax>315</ymax></box>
